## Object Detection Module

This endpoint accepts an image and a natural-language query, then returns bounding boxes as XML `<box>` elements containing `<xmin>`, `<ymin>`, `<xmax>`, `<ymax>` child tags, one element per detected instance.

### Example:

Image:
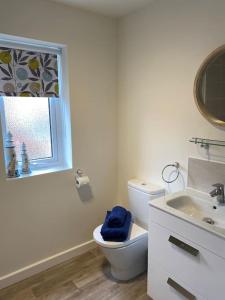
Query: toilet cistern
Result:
<box><xmin>210</xmin><ymin>183</ymin><xmax>225</xmax><ymax>205</ymax></box>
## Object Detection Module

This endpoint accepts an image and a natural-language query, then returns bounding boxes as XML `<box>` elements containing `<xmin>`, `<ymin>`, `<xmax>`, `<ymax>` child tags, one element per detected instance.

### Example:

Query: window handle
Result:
<box><xmin>168</xmin><ymin>235</ymin><xmax>199</xmax><ymax>256</ymax></box>
<box><xmin>167</xmin><ymin>277</ymin><xmax>196</xmax><ymax>300</ymax></box>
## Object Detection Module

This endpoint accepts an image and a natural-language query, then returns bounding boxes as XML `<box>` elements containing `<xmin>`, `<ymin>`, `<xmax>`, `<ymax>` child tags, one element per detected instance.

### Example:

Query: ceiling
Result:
<box><xmin>48</xmin><ymin>0</ymin><xmax>153</xmax><ymax>17</ymax></box>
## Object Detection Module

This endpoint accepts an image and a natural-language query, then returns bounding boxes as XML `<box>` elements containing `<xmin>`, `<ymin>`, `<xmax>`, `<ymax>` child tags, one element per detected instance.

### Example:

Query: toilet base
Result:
<box><xmin>101</xmin><ymin>234</ymin><xmax>148</xmax><ymax>281</ymax></box>
<box><xmin>111</xmin><ymin>261</ymin><xmax>147</xmax><ymax>281</ymax></box>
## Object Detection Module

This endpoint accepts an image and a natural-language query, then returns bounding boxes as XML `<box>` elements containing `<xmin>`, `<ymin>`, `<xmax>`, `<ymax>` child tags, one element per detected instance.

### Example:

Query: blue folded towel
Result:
<box><xmin>108</xmin><ymin>206</ymin><xmax>128</xmax><ymax>227</ymax></box>
<box><xmin>100</xmin><ymin>210</ymin><xmax>132</xmax><ymax>242</ymax></box>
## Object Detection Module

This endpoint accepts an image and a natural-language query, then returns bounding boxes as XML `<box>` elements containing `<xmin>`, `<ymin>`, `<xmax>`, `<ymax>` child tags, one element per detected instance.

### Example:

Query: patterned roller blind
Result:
<box><xmin>0</xmin><ymin>47</ymin><xmax>59</xmax><ymax>97</ymax></box>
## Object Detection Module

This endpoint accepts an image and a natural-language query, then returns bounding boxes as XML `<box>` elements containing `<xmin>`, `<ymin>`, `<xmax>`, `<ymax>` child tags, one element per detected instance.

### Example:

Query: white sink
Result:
<box><xmin>150</xmin><ymin>188</ymin><xmax>225</xmax><ymax>238</ymax></box>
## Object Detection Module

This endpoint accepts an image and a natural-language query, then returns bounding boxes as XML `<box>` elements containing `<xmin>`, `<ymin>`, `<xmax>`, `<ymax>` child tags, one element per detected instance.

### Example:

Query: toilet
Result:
<box><xmin>93</xmin><ymin>179</ymin><xmax>165</xmax><ymax>281</ymax></box>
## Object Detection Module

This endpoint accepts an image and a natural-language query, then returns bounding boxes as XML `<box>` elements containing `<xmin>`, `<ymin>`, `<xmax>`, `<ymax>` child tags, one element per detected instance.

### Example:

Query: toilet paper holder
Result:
<box><xmin>76</xmin><ymin>169</ymin><xmax>84</xmax><ymax>177</ymax></box>
<box><xmin>75</xmin><ymin>169</ymin><xmax>90</xmax><ymax>188</ymax></box>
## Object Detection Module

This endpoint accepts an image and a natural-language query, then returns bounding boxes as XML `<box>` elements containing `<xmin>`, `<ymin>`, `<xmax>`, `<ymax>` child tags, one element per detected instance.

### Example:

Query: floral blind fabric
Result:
<box><xmin>0</xmin><ymin>47</ymin><xmax>59</xmax><ymax>97</ymax></box>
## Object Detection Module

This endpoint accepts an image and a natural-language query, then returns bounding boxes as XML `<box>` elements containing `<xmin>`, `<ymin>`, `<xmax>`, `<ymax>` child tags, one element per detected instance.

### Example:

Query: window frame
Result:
<box><xmin>0</xmin><ymin>34</ymin><xmax>72</xmax><ymax>178</ymax></box>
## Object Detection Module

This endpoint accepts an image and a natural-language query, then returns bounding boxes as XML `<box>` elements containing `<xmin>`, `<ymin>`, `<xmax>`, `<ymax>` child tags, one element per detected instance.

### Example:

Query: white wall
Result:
<box><xmin>0</xmin><ymin>0</ymin><xmax>117</xmax><ymax>277</ymax></box>
<box><xmin>117</xmin><ymin>0</ymin><xmax>225</xmax><ymax>205</ymax></box>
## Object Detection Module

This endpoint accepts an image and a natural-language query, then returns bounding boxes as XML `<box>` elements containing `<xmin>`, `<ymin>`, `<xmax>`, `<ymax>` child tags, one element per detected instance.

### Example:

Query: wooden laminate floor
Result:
<box><xmin>0</xmin><ymin>247</ymin><xmax>150</xmax><ymax>300</ymax></box>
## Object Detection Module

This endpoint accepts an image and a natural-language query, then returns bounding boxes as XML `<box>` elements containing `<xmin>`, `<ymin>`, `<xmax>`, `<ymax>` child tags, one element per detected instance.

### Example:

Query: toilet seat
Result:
<box><xmin>93</xmin><ymin>222</ymin><xmax>148</xmax><ymax>249</ymax></box>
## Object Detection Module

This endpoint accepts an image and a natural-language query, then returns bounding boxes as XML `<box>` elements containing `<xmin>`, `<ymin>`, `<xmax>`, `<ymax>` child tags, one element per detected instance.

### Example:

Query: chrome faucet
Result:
<box><xmin>210</xmin><ymin>183</ymin><xmax>225</xmax><ymax>204</ymax></box>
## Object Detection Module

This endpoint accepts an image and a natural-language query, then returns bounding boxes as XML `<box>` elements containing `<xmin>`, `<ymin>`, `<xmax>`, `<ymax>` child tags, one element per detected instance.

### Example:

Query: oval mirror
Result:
<box><xmin>194</xmin><ymin>45</ymin><xmax>225</xmax><ymax>127</ymax></box>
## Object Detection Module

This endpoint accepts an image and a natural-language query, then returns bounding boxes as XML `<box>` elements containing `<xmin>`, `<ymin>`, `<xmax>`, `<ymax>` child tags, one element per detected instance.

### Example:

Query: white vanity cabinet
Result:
<box><xmin>148</xmin><ymin>206</ymin><xmax>225</xmax><ymax>300</ymax></box>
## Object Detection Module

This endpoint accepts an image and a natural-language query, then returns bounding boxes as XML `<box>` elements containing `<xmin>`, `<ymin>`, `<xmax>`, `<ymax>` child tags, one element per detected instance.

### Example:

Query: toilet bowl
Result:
<box><xmin>93</xmin><ymin>222</ymin><xmax>148</xmax><ymax>281</ymax></box>
<box><xmin>93</xmin><ymin>179</ymin><xmax>165</xmax><ymax>281</ymax></box>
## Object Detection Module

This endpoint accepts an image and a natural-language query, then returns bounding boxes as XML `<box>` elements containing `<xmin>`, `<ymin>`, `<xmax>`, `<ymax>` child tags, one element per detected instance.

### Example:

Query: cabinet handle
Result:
<box><xmin>167</xmin><ymin>277</ymin><xmax>196</xmax><ymax>300</ymax></box>
<box><xmin>168</xmin><ymin>235</ymin><xmax>199</xmax><ymax>256</ymax></box>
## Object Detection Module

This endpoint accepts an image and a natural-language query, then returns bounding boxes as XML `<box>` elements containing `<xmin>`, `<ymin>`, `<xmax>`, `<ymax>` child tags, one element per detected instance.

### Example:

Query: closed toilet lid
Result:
<box><xmin>93</xmin><ymin>222</ymin><xmax>148</xmax><ymax>249</ymax></box>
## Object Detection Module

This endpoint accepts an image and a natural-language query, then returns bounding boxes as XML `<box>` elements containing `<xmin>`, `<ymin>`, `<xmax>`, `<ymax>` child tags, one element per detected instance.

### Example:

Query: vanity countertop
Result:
<box><xmin>149</xmin><ymin>188</ymin><xmax>225</xmax><ymax>240</ymax></box>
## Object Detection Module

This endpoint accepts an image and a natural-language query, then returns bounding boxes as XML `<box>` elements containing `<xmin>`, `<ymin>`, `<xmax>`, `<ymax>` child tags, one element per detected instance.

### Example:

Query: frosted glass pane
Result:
<box><xmin>3</xmin><ymin>97</ymin><xmax>52</xmax><ymax>161</ymax></box>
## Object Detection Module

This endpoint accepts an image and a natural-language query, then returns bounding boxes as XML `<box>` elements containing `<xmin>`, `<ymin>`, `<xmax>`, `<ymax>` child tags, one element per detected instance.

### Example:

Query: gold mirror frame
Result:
<box><xmin>194</xmin><ymin>44</ymin><xmax>225</xmax><ymax>128</ymax></box>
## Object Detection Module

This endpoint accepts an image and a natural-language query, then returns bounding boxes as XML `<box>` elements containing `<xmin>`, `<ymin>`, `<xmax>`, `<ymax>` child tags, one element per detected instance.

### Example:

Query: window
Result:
<box><xmin>3</xmin><ymin>97</ymin><xmax>52</xmax><ymax>161</ymax></box>
<box><xmin>0</xmin><ymin>34</ymin><xmax>72</xmax><ymax>178</ymax></box>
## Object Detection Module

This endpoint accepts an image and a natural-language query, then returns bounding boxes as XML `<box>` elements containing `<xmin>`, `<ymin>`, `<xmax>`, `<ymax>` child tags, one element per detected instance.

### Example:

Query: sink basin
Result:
<box><xmin>150</xmin><ymin>188</ymin><xmax>225</xmax><ymax>238</ymax></box>
<box><xmin>167</xmin><ymin>195</ymin><xmax>209</xmax><ymax>218</ymax></box>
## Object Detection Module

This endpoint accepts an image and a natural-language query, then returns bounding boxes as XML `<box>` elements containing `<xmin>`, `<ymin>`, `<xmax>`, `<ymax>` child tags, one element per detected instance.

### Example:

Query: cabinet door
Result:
<box><xmin>149</xmin><ymin>206</ymin><xmax>225</xmax><ymax>260</ymax></box>
<box><xmin>149</xmin><ymin>221</ymin><xmax>225</xmax><ymax>299</ymax></box>
<box><xmin>148</xmin><ymin>259</ymin><xmax>205</xmax><ymax>300</ymax></box>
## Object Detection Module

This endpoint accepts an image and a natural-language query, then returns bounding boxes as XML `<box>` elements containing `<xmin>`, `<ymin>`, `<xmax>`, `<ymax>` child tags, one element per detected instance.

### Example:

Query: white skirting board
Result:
<box><xmin>0</xmin><ymin>239</ymin><xmax>96</xmax><ymax>289</ymax></box>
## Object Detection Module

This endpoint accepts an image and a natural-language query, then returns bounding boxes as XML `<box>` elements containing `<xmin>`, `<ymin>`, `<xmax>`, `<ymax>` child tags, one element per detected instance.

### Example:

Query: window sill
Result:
<box><xmin>5</xmin><ymin>165</ymin><xmax>72</xmax><ymax>181</ymax></box>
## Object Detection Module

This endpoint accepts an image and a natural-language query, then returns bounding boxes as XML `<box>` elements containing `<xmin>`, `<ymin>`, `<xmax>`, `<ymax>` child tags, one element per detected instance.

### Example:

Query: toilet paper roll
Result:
<box><xmin>76</xmin><ymin>176</ymin><xmax>90</xmax><ymax>188</ymax></box>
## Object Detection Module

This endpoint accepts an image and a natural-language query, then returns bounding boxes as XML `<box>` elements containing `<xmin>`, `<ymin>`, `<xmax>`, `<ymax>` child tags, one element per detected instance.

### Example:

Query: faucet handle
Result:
<box><xmin>212</xmin><ymin>183</ymin><xmax>224</xmax><ymax>189</ymax></box>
